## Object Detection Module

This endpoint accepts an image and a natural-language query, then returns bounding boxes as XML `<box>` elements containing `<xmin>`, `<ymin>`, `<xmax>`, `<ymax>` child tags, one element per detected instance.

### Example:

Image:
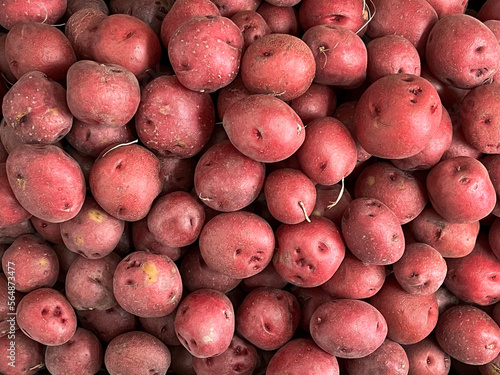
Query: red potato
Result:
<box><xmin>265</xmin><ymin>0</ymin><xmax>300</xmax><ymax>5</ymax></box>
<box><xmin>175</xmin><ymin>289</ymin><xmax>235</xmax><ymax>358</ymax></box>
<box><xmin>109</xmin><ymin>0</ymin><xmax>174</xmax><ymax>35</ymax></box>
<box><xmin>91</xmin><ymin>14</ymin><xmax>162</xmax><ymax>80</ymax></box>
<box><xmin>445</xmin><ymin>236</ymin><xmax>500</xmax><ymax>306</ymax></box>
<box><xmin>441</xmin><ymin>121</ymin><xmax>483</xmax><ymax>160</ymax></box>
<box><xmin>105</xmin><ymin>331</ymin><xmax>171</xmax><ymax>375</ymax></box>
<box><xmin>257</xmin><ymin>2</ymin><xmax>300</xmax><ymax>36</ymax></box>
<box><xmin>404</xmin><ymin>336</ymin><xmax>451</xmax><ymax>375</ymax></box>
<box><xmin>0</xmin><ymin>117</ymin><xmax>24</xmax><ymax>155</ymax></box>
<box><xmin>0</xmin><ymin>218</ymin><xmax>35</xmax><ymax>244</ymax></box>
<box><xmin>241</xmin><ymin>262</ymin><xmax>287</xmax><ymax>291</ymax></box>
<box><xmin>321</xmin><ymin>249</ymin><xmax>386</xmax><ymax>299</ymax></box>
<box><xmin>436</xmin><ymin>305</ymin><xmax>500</xmax><ymax>365</ymax></box>
<box><xmin>369</xmin><ymin>275</ymin><xmax>439</xmax><ymax>345</ymax></box>
<box><xmin>16</xmin><ymin>287</ymin><xmax>77</xmax><ymax>346</ymax></box>
<box><xmin>310</xmin><ymin>299</ymin><xmax>388</xmax><ymax>358</ymax></box>
<box><xmin>139</xmin><ymin>309</ymin><xmax>180</xmax><ymax>346</ymax></box>
<box><xmin>216</xmin><ymin>75</ymin><xmax>253</xmax><ymax>120</ymax></box>
<box><xmin>147</xmin><ymin>191</ymin><xmax>205</xmax><ymax>248</ymax></box>
<box><xmin>354</xmin><ymin>73</ymin><xmax>442</xmax><ymax>159</ymax></box>
<box><xmin>302</xmin><ymin>25</ymin><xmax>367</xmax><ymax>89</ymax></box>
<box><xmin>478</xmin><ymin>0</ymin><xmax>500</xmax><ymax>22</ymax></box>
<box><xmin>32</xmin><ymin>217</ymin><xmax>62</xmax><ymax>243</ymax></box>
<box><xmin>211</xmin><ymin>0</ymin><xmax>262</xmax><ymax>18</ymax></box>
<box><xmin>194</xmin><ymin>140</ymin><xmax>266</xmax><ymax>212</ymax></box>
<box><xmin>0</xmin><ymin>0</ymin><xmax>67</xmax><ymax>29</ymax></box>
<box><xmin>135</xmin><ymin>74</ymin><xmax>215</xmax><ymax>158</ymax></box>
<box><xmin>2</xmin><ymin>234</ymin><xmax>59</xmax><ymax>293</ymax></box>
<box><xmin>168</xmin><ymin>15</ymin><xmax>244</xmax><ymax>93</ymax></box>
<box><xmin>158</xmin><ymin>155</ymin><xmax>196</xmax><ymax>195</ymax></box>
<box><xmin>490</xmin><ymin>218</ymin><xmax>500</xmax><ymax>259</ymax></box>
<box><xmin>131</xmin><ymin>219</ymin><xmax>185</xmax><ymax>261</ymax></box>
<box><xmin>199</xmin><ymin>211</ymin><xmax>275</xmax><ymax>278</ymax></box>
<box><xmin>0</xmin><ymin>331</ymin><xmax>44</xmax><ymax>375</ymax></box>
<box><xmin>231</xmin><ymin>10</ymin><xmax>272</xmax><ymax>51</ymax></box>
<box><xmin>113</xmin><ymin>251</ymin><xmax>183</xmax><ymax>318</ymax></box>
<box><xmin>0</xmin><ymin>34</ymin><xmax>16</xmax><ymax>85</ymax></box>
<box><xmin>45</xmin><ymin>328</ymin><xmax>104</xmax><ymax>375</ymax></box>
<box><xmin>426</xmin><ymin>156</ymin><xmax>496</xmax><ymax>224</ymax></box>
<box><xmin>290</xmin><ymin>82</ymin><xmax>337</xmax><ymax>125</ymax></box>
<box><xmin>192</xmin><ymin>334</ymin><xmax>259</xmax><ymax>375</ymax></box>
<box><xmin>366</xmin><ymin>35</ymin><xmax>421</xmax><ymax>83</ymax></box>
<box><xmin>435</xmin><ymin>285</ymin><xmax>459</xmax><ymax>315</ymax></box>
<box><xmin>236</xmin><ymin>287</ymin><xmax>300</xmax><ymax>351</ymax></box>
<box><xmin>240</xmin><ymin>33</ymin><xmax>315</xmax><ymax>101</ymax></box>
<box><xmin>426</xmin><ymin>14</ymin><xmax>500</xmax><ymax>89</ymax></box>
<box><xmin>345</xmin><ymin>339</ymin><xmax>409</xmax><ymax>375</ymax></box>
<box><xmin>65</xmin><ymin>8</ymin><xmax>108</xmax><ymax>60</ymax></box>
<box><xmin>51</xmin><ymin>243</ymin><xmax>77</xmax><ymax>282</ymax></box>
<box><xmin>65</xmin><ymin>0</ymin><xmax>109</xmax><ymax>17</ymax></box>
<box><xmin>6</xmin><ymin>144</ymin><xmax>86</xmax><ymax>223</ymax></box>
<box><xmin>367</xmin><ymin>0</ymin><xmax>438</xmax><ymax>55</ymax></box>
<box><xmin>266</xmin><ymin>338</ymin><xmax>339</xmax><ymax>375</ymax></box>
<box><xmin>65</xmin><ymin>252</ymin><xmax>120</xmax><ymax>311</ymax></box>
<box><xmin>312</xmin><ymin>183</ymin><xmax>352</xmax><ymax>227</ymax></box>
<box><xmin>341</xmin><ymin>197</ymin><xmax>405</xmax><ymax>265</ymax></box>
<box><xmin>291</xmin><ymin>286</ymin><xmax>334</xmax><ymax>332</ymax></box>
<box><xmin>2</xmin><ymin>70</ymin><xmax>73</xmax><ymax>144</ymax></box>
<box><xmin>0</xmin><ymin>163</ymin><xmax>31</xmax><ymax>227</ymax></box>
<box><xmin>273</xmin><ymin>216</ymin><xmax>345</xmax><ymax>287</ymax></box>
<box><xmin>5</xmin><ymin>22</ymin><xmax>76</xmax><ymax>82</ymax></box>
<box><xmin>168</xmin><ymin>345</ymin><xmax>196</xmax><ymax>375</ymax></box>
<box><xmin>425</xmin><ymin>0</ymin><xmax>468</xmax><ymax>18</ymax></box>
<box><xmin>89</xmin><ymin>143</ymin><xmax>162</xmax><ymax>222</ymax></box>
<box><xmin>264</xmin><ymin>168</ymin><xmax>316</xmax><ymax>224</ymax></box>
<box><xmin>66</xmin><ymin>60</ymin><xmax>141</xmax><ymax>128</ymax></box>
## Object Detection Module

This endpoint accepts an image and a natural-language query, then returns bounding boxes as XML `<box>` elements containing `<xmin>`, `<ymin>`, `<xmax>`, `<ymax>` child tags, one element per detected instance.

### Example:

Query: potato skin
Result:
<box><xmin>0</xmin><ymin>0</ymin><xmax>67</xmax><ymax>30</ymax></box>
<box><xmin>257</xmin><ymin>2</ymin><xmax>300</xmax><ymax>36</ymax></box>
<box><xmin>109</xmin><ymin>0</ymin><xmax>174</xmax><ymax>35</ymax></box>
<box><xmin>0</xmin><ymin>163</ymin><xmax>31</xmax><ymax>227</ymax></box>
<box><xmin>0</xmin><ymin>331</ymin><xmax>44</xmax><ymax>375</ymax></box>
<box><xmin>65</xmin><ymin>8</ymin><xmax>107</xmax><ymax>60</ymax></box>
<box><xmin>6</xmin><ymin>144</ymin><xmax>86</xmax><ymax>223</ymax></box>
<box><xmin>404</xmin><ymin>336</ymin><xmax>451</xmax><ymax>375</ymax></box>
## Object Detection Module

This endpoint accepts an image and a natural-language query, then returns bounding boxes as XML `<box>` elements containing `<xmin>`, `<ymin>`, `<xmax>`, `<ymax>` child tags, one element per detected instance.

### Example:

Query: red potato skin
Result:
<box><xmin>2</xmin><ymin>234</ymin><xmax>59</xmax><ymax>293</ymax></box>
<box><xmin>290</xmin><ymin>82</ymin><xmax>337</xmax><ymax>125</ymax></box>
<box><xmin>354</xmin><ymin>73</ymin><xmax>442</xmax><ymax>160</ymax></box>
<box><xmin>113</xmin><ymin>251</ymin><xmax>183</xmax><ymax>318</ymax></box>
<box><xmin>135</xmin><ymin>75</ymin><xmax>215</xmax><ymax>158</ymax></box>
<box><xmin>194</xmin><ymin>140</ymin><xmax>266</xmax><ymax>212</ymax></box>
<box><xmin>216</xmin><ymin>75</ymin><xmax>253</xmax><ymax>120</ymax></box>
<box><xmin>2</xmin><ymin>70</ymin><xmax>73</xmax><ymax>144</ymax></box>
<box><xmin>231</xmin><ymin>10</ymin><xmax>272</xmax><ymax>51</ymax></box>
<box><xmin>0</xmin><ymin>163</ymin><xmax>31</xmax><ymax>227</ymax></box>
<box><xmin>45</xmin><ymin>328</ymin><xmax>104</xmax><ymax>375</ymax></box>
<box><xmin>89</xmin><ymin>144</ymin><xmax>162</xmax><ymax>222</ymax></box>
<box><xmin>168</xmin><ymin>15</ymin><xmax>244</xmax><ymax>93</ymax></box>
<box><xmin>158</xmin><ymin>155</ymin><xmax>196</xmax><ymax>195</ymax></box>
<box><xmin>91</xmin><ymin>14</ymin><xmax>162</xmax><ymax>80</ymax></box>
<box><xmin>291</xmin><ymin>286</ymin><xmax>334</xmax><ymax>332</ymax></box>
<box><xmin>310</xmin><ymin>299</ymin><xmax>388</xmax><ymax>359</ymax></box>
<box><xmin>436</xmin><ymin>305</ymin><xmax>500</xmax><ymax>366</ymax></box>
<box><xmin>0</xmin><ymin>331</ymin><xmax>44</xmax><ymax>375</ymax></box>
<box><xmin>241</xmin><ymin>262</ymin><xmax>287</xmax><ymax>291</ymax></box>
<box><xmin>273</xmin><ymin>216</ymin><xmax>345</xmax><ymax>288</ymax></box>
<box><xmin>311</xmin><ymin>183</ymin><xmax>352</xmax><ymax>227</ymax></box>
<box><xmin>266</xmin><ymin>338</ymin><xmax>339</xmax><ymax>375</ymax></box>
<box><xmin>104</xmin><ymin>331</ymin><xmax>171</xmax><ymax>375</ymax></box>
<box><xmin>139</xmin><ymin>309</ymin><xmax>180</xmax><ymax>346</ymax></box>
<box><xmin>65</xmin><ymin>0</ymin><xmax>109</xmax><ymax>17</ymax></box>
<box><xmin>297</xmin><ymin>116</ymin><xmax>357</xmax><ymax>185</ymax></box>
<box><xmin>51</xmin><ymin>244</ymin><xmax>77</xmax><ymax>283</ymax></box>
<box><xmin>257</xmin><ymin>2</ymin><xmax>300</xmax><ymax>36</ymax></box>
<box><xmin>489</xmin><ymin>218</ymin><xmax>500</xmax><ymax>259</ymax></box>
<box><xmin>168</xmin><ymin>345</ymin><xmax>196</xmax><ymax>375</ymax></box>
<box><xmin>211</xmin><ymin>0</ymin><xmax>262</xmax><ymax>18</ymax></box>
<box><xmin>6</xmin><ymin>144</ymin><xmax>86</xmax><ymax>224</ymax></box>
<box><xmin>0</xmin><ymin>0</ymin><xmax>67</xmax><ymax>29</ymax></box>
<box><xmin>16</xmin><ymin>287</ymin><xmax>77</xmax><ymax>346</ymax></box>
<box><xmin>236</xmin><ymin>287</ymin><xmax>300</xmax><ymax>351</ymax></box>
<box><xmin>0</xmin><ymin>34</ymin><xmax>16</xmax><ymax>85</ymax></box>
<box><xmin>5</xmin><ymin>22</ymin><xmax>76</xmax><ymax>82</ymax></box>
<box><xmin>222</xmin><ymin>94</ymin><xmax>305</xmax><ymax>163</ymax></box>
<box><xmin>404</xmin><ymin>336</ymin><xmax>451</xmax><ymax>375</ymax></box>
<box><xmin>478</xmin><ymin>0</ymin><xmax>500</xmax><ymax>22</ymax></box>
<box><xmin>198</xmin><ymin>211</ymin><xmax>275</xmax><ymax>278</ymax></box>
<box><xmin>65</xmin><ymin>8</ymin><xmax>108</xmax><ymax>60</ymax></box>
<box><xmin>175</xmin><ymin>289</ymin><xmax>235</xmax><ymax>358</ymax></box>
<box><xmin>0</xmin><ymin>218</ymin><xmax>36</xmax><ymax>244</ymax></box>
<box><xmin>368</xmin><ymin>275</ymin><xmax>439</xmax><ymax>345</ymax></box>
<box><xmin>425</xmin><ymin>0</ymin><xmax>468</xmax><ymax>19</ymax></box>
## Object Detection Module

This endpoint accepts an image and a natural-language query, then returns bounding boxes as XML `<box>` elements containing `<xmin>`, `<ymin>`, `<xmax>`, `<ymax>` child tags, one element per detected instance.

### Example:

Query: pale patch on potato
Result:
<box><xmin>17</xmin><ymin>178</ymin><xmax>26</xmax><ymax>189</ymax></box>
<box><xmin>367</xmin><ymin>176</ymin><xmax>376</xmax><ymax>185</ymax></box>
<box><xmin>142</xmin><ymin>263</ymin><xmax>158</xmax><ymax>284</ymax></box>
<box><xmin>76</xmin><ymin>236</ymin><xmax>84</xmax><ymax>245</ymax></box>
<box><xmin>39</xmin><ymin>258</ymin><xmax>47</xmax><ymax>266</ymax></box>
<box><xmin>88</xmin><ymin>209</ymin><xmax>104</xmax><ymax>223</ymax></box>
<box><xmin>202</xmin><ymin>327</ymin><xmax>215</xmax><ymax>343</ymax></box>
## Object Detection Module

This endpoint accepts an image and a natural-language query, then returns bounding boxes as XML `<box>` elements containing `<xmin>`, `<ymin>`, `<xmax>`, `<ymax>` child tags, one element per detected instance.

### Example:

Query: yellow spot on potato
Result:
<box><xmin>76</xmin><ymin>236</ymin><xmax>84</xmax><ymax>245</ymax></box>
<box><xmin>88</xmin><ymin>209</ymin><xmax>104</xmax><ymax>223</ymax></box>
<box><xmin>48</xmin><ymin>108</ymin><xmax>58</xmax><ymax>115</ymax></box>
<box><xmin>16</xmin><ymin>178</ymin><xmax>26</xmax><ymax>189</ymax></box>
<box><xmin>311</xmin><ymin>210</ymin><xmax>322</xmax><ymax>217</ymax></box>
<box><xmin>367</xmin><ymin>176</ymin><xmax>376</xmax><ymax>185</ymax></box>
<box><xmin>39</xmin><ymin>259</ymin><xmax>47</xmax><ymax>266</ymax></box>
<box><xmin>142</xmin><ymin>263</ymin><xmax>158</xmax><ymax>284</ymax></box>
<box><xmin>176</xmin><ymin>141</ymin><xmax>187</xmax><ymax>147</ymax></box>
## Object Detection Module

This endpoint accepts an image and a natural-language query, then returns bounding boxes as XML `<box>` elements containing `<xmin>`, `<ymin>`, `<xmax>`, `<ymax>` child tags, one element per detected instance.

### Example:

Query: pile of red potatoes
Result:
<box><xmin>1</xmin><ymin>0</ymin><xmax>500</xmax><ymax>374</ymax></box>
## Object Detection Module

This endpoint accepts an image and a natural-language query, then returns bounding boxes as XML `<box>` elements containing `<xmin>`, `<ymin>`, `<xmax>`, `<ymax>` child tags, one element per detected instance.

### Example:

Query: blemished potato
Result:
<box><xmin>91</xmin><ymin>14</ymin><xmax>162</xmax><ymax>79</ymax></box>
<box><xmin>5</xmin><ymin>144</ymin><xmax>86</xmax><ymax>223</ymax></box>
<box><xmin>89</xmin><ymin>143</ymin><xmax>162</xmax><ymax>222</ymax></box>
<box><xmin>404</xmin><ymin>336</ymin><xmax>451</xmax><ymax>375</ymax></box>
<box><xmin>266</xmin><ymin>338</ymin><xmax>339</xmax><ymax>375</ymax></box>
<box><xmin>192</xmin><ymin>334</ymin><xmax>259</xmax><ymax>375</ymax></box>
<box><xmin>5</xmin><ymin>22</ymin><xmax>76</xmax><ymax>82</ymax></box>
<box><xmin>109</xmin><ymin>0</ymin><xmax>174</xmax><ymax>35</ymax></box>
<box><xmin>2</xmin><ymin>70</ymin><xmax>73</xmax><ymax>144</ymax></box>
<box><xmin>436</xmin><ymin>305</ymin><xmax>500</xmax><ymax>365</ymax></box>
<box><xmin>65</xmin><ymin>0</ymin><xmax>109</xmax><ymax>17</ymax></box>
<box><xmin>0</xmin><ymin>0</ymin><xmax>67</xmax><ymax>30</ymax></box>
<box><xmin>310</xmin><ymin>299</ymin><xmax>388</xmax><ymax>358</ymax></box>
<box><xmin>289</xmin><ymin>82</ymin><xmax>337</xmax><ymax>125</ymax></box>
<box><xmin>169</xmin><ymin>15</ymin><xmax>244</xmax><ymax>93</ymax></box>
<box><xmin>16</xmin><ymin>287</ymin><xmax>77</xmax><ymax>346</ymax></box>
<box><xmin>241</xmin><ymin>262</ymin><xmax>287</xmax><ymax>292</ymax></box>
<box><xmin>231</xmin><ymin>10</ymin><xmax>272</xmax><ymax>51</ymax></box>
<box><xmin>354</xmin><ymin>73</ymin><xmax>442</xmax><ymax>159</ymax></box>
<box><xmin>240</xmin><ymin>33</ymin><xmax>315</xmax><ymax>101</ymax></box>
<box><xmin>2</xmin><ymin>234</ymin><xmax>59</xmax><ymax>293</ymax></box>
<box><xmin>0</xmin><ymin>163</ymin><xmax>31</xmax><ymax>227</ymax></box>
<box><xmin>222</xmin><ymin>94</ymin><xmax>305</xmax><ymax>163</ymax></box>
<box><xmin>45</xmin><ymin>328</ymin><xmax>104</xmax><ymax>375</ymax></box>
<box><xmin>135</xmin><ymin>75</ymin><xmax>215</xmax><ymax>158</ymax></box>
<box><xmin>64</xmin><ymin>8</ymin><xmax>107</xmax><ymax>60</ymax></box>
<box><xmin>158</xmin><ymin>155</ymin><xmax>196</xmax><ymax>195</ymax></box>
<box><xmin>175</xmin><ymin>289</ymin><xmax>235</xmax><ymax>358</ymax></box>
<box><xmin>369</xmin><ymin>275</ymin><xmax>439</xmax><ymax>345</ymax></box>
<box><xmin>211</xmin><ymin>0</ymin><xmax>261</xmax><ymax>18</ymax></box>
<box><xmin>139</xmin><ymin>309</ymin><xmax>180</xmax><ymax>346</ymax></box>
<box><xmin>257</xmin><ymin>2</ymin><xmax>300</xmax><ymax>36</ymax></box>
<box><xmin>236</xmin><ymin>287</ymin><xmax>300</xmax><ymax>351</ymax></box>
<box><xmin>426</xmin><ymin>14</ymin><xmax>500</xmax><ymax>89</ymax></box>
<box><xmin>113</xmin><ymin>251</ymin><xmax>183</xmax><ymax>318</ymax></box>
<box><xmin>66</xmin><ymin>60</ymin><xmax>141</xmax><ymax>128</ymax></box>
<box><xmin>105</xmin><ymin>331</ymin><xmax>171</xmax><ymax>375</ymax></box>
<box><xmin>199</xmin><ymin>211</ymin><xmax>275</xmax><ymax>278</ymax></box>
<box><xmin>131</xmin><ymin>219</ymin><xmax>185</xmax><ymax>261</ymax></box>
<box><xmin>0</xmin><ymin>331</ymin><xmax>44</xmax><ymax>375</ymax></box>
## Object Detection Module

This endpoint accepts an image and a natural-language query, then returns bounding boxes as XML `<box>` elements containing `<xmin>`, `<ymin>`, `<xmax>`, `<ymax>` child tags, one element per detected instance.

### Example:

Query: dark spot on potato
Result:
<box><xmin>254</xmin><ymin>128</ymin><xmax>263</xmax><ymax>139</ymax></box>
<box><xmin>328</xmin><ymin>14</ymin><xmax>344</xmax><ymax>22</ymax></box>
<box><xmin>41</xmin><ymin>308</ymin><xmax>49</xmax><ymax>316</ymax></box>
<box><xmin>110</xmin><ymin>69</ymin><xmax>123</xmax><ymax>73</ymax></box>
<box><xmin>492</xmin><ymin>275</ymin><xmax>497</xmax><ymax>280</ymax></box>
<box><xmin>319</xmin><ymin>162</ymin><xmax>327</xmax><ymax>171</ymax></box>
<box><xmin>235</xmin><ymin>248</ymin><xmax>242</xmax><ymax>255</ymax></box>
<box><xmin>295</xmin><ymin>258</ymin><xmax>306</xmax><ymax>267</ymax></box>
<box><xmin>482</xmin><ymin>118</ymin><xmax>492</xmax><ymax>125</ymax></box>
<box><xmin>116</xmin><ymin>162</ymin><xmax>122</xmax><ymax>170</ymax></box>
<box><xmin>430</xmin><ymin>103</ymin><xmax>438</xmax><ymax>114</ymax></box>
<box><xmin>126</xmin><ymin>279</ymin><xmax>135</xmax><ymax>285</ymax></box>
<box><xmin>427</xmin><ymin>356</ymin><xmax>432</xmax><ymax>364</ymax></box>
<box><xmin>401</xmin><ymin>76</ymin><xmax>414</xmax><ymax>83</ymax></box>
<box><xmin>459</xmin><ymin>176</ymin><xmax>469</xmax><ymax>184</ymax></box>
<box><xmin>223</xmin><ymin>310</ymin><xmax>229</xmax><ymax>320</ymax></box>
<box><xmin>471</xmin><ymin>67</ymin><xmax>488</xmax><ymax>77</ymax></box>
<box><xmin>85</xmin><ymin>130</ymin><xmax>92</xmax><ymax>141</ymax></box>
<box><xmin>397</xmin><ymin>68</ymin><xmax>403</xmax><ymax>73</ymax></box>
<box><xmin>409</xmin><ymin>87</ymin><xmax>422</xmax><ymax>96</ymax></box>
<box><xmin>124</xmin><ymin>31</ymin><xmax>135</xmax><ymax>40</ymax></box>
<box><xmin>262</xmin><ymin>51</ymin><xmax>272</xmax><ymax>57</ymax></box>
<box><xmin>53</xmin><ymin>306</ymin><xmax>62</xmax><ymax>317</ymax></box>
<box><xmin>233</xmin><ymin>364</ymin><xmax>244</xmax><ymax>372</ymax></box>
<box><xmin>445</xmin><ymin>78</ymin><xmax>456</xmax><ymax>86</ymax></box>
<box><xmin>410</xmin><ymin>272</ymin><xmax>419</xmax><ymax>278</ymax></box>
<box><xmin>295</xmin><ymin>247</ymin><xmax>301</xmax><ymax>253</ymax></box>
<box><xmin>476</xmin><ymin>46</ymin><xmax>484</xmax><ymax>52</ymax></box>
<box><xmin>372</xmin><ymin>105</ymin><xmax>381</xmax><ymax>116</ymax></box>
<box><xmin>264</xmin><ymin>323</ymin><xmax>272</xmax><ymax>332</ymax></box>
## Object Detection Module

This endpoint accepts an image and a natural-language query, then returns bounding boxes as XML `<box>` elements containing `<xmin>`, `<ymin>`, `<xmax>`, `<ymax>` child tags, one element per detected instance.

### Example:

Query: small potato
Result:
<box><xmin>0</xmin><ymin>0</ymin><xmax>67</xmax><ymax>29</ymax></box>
<box><xmin>65</xmin><ymin>8</ymin><xmax>108</xmax><ymax>60</ymax></box>
<box><xmin>211</xmin><ymin>0</ymin><xmax>261</xmax><ymax>18</ymax></box>
<box><xmin>6</xmin><ymin>144</ymin><xmax>86</xmax><ymax>223</ymax></box>
<box><xmin>0</xmin><ymin>218</ymin><xmax>35</xmax><ymax>244</ymax></box>
<box><xmin>158</xmin><ymin>155</ymin><xmax>196</xmax><ymax>195</ymax></box>
<box><xmin>310</xmin><ymin>299</ymin><xmax>388</xmax><ymax>358</ymax></box>
<box><xmin>290</xmin><ymin>82</ymin><xmax>337</xmax><ymax>124</ymax></box>
<box><xmin>291</xmin><ymin>286</ymin><xmax>334</xmax><ymax>332</ymax></box>
<box><xmin>16</xmin><ymin>287</ymin><xmax>77</xmax><ymax>346</ymax></box>
<box><xmin>404</xmin><ymin>336</ymin><xmax>451</xmax><ymax>375</ymax></box>
<box><xmin>240</xmin><ymin>33</ymin><xmax>315</xmax><ymax>101</ymax></box>
<box><xmin>478</xmin><ymin>0</ymin><xmax>500</xmax><ymax>22</ymax></box>
<box><xmin>231</xmin><ymin>10</ymin><xmax>271</xmax><ymax>51</ymax></box>
<box><xmin>109</xmin><ymin>0</ymin><xmax>174</xmax><ymax>35</ymax></box>
<box><xmin>241</xmin><ymin>262</ymin><xmax>287</xmax><ymax>291</ymax></box>
<box><xmin>139</xmin><ymin>309</ymin><xmax>180</xmax><ymax>346</ymax></box>
<box><xmin>168</xmin><ymin>345</ymin><xmax>196</xmax><ymax>375</ymax></box>
<box><xmin>45</xmin><ymin>328</ymin><xmax>104</xmax><ymax>375</ymax></box>
<box><xmin>105</xmin><ymin>331</ymin><xmax>171</xmax><ymax>375</ymax></box>
<box><xmin>312</xmin><ymin>183</ymin><xmax>352</xmax><ymax>227</ymax></box>
<box><xmin>0</xmin><ymin>331</ymin><xmax>44</xmax><ymax>375</ymax></box>
<box><xmin>30</xmin><ymin>217</ymin><xmax>63</xmax><ymax>244</ymax></box>
<box><xmin>257</xmin><ymin>2</ymin><xmax>300</xmax><ymax>36</ymax></box>
<box><xmin>65</xmin><ymin>0</ymin><xmax>109</xmax><ymax>17</ymax></box>
<box><xmin>0</xmin><ymin>163</ymin><xmax>31</xmax><ymax>227</ymax></box>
